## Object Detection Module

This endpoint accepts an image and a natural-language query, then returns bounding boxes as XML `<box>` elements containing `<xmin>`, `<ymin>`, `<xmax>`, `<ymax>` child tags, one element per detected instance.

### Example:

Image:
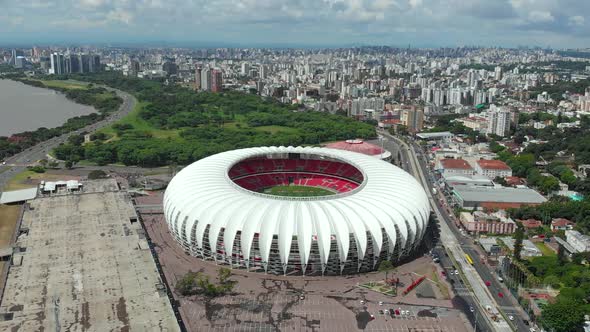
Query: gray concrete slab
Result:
<box><xmin>0</xmin><ymin>181</ymin><xmax>179</xmax><ymax>332</ymax></box>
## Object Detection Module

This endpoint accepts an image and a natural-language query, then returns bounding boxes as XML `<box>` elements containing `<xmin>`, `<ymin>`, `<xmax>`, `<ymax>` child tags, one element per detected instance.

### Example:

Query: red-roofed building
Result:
<box><xmin>435</xmin><ymin>158</ymin><xmax>475</xmax><ymax>177</ymax></box>
<box><xmin>519</xmin><ymin>219</ymin><xmax>543</xmax><ymax>230</ymax></box>
<box><xmin>505</xmin><ymin>176</ymin><xmax>524</xmax><ymax>186</ymax></box>
<box><xmin>475</xmin><ymin>159</ymin><xmax>512</xmax><ymax>179</ymax></box>
<box><xmin>325</xmin><ymin>140</ymin><xmax>392</xmax><ymax>160</ymax></box>
<box><xmin>551</xmin><ymin>218</ymin><xmax>575</xmax><ymax>232</ymax></box>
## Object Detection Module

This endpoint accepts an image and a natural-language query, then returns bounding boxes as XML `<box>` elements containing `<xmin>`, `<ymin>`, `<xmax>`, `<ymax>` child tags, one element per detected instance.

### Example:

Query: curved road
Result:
<box><xmin>0</xmin><ymin>87</ymin><xmax>136</xmax><ymax>191</ymax></box>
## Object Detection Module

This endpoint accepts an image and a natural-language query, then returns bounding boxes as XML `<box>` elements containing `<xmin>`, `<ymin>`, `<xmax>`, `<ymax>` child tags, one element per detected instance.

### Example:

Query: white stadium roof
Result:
<box><xmin>164</xmin><ymin>146</ymin><xmax>430</xmax><ymax>274</ymax></box>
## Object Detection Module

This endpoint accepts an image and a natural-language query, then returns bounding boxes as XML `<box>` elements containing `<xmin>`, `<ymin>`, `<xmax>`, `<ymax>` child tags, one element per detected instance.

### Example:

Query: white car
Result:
<box><xmin>378</xmin><ymin>301</ymin><xmax>384</xmax><ymax>306</ymax></box>
<box><xmin>509</xmin><ymin>315</ymin><xmax>514</xmax><ymax>321</ymax></box>
<box><xmin>454</xmin><ymin>270</ymin><xmax>459</xmax><ymax>275</ymax></box>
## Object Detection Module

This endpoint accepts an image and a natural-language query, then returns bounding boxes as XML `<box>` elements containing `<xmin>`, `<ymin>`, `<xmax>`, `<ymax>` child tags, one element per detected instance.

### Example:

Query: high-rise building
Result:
<box><xmin>486</xmin><ymin>106</ymin><xmax>511</xmax><ymax>137</ymax></box>
<box><xmin>211</xmin><ymin>69</ymin><xmax>223</xmax><ymax>93</ymax></box>
<box><xmin>64</xmin><ymin>54</ymin><xmax>80</xmax><ymax>74</ymax></box>
<box><xmin>14</xmin><ymin>56</ymin><xmax>25</xmax><ymax>69</ymax></box>
<box><xmin>241</xmin><ymin>62</ymin><xmax>250</xmax><ymax>76</ymax></box>
<box><xmin>50</xmin><ymin>53</ymin><xmax>65</xmax><ymax>75</ymax></box>
<box><xmin>194</xmin><ymin>66</ymin><xmax>202</xmax><ymax>90</ymax></box>
<box><xmin>400</xmin><ymin>108</ymin><xmax>424</xmax><ymax>132</ymax></box>
<box><xmin>259</xmin><ymin>64</ymin><xmax>268</xmax><ymax>79</ymax></box>
<box><xmin>162</xmin><ymin>61</ymin><xmax>178</xmax><ymax>76</ymax></box>
<box><xmin>200</xmin><ymin>67</ymin><xmax>211</xmax><ymax>91</ymax></box>
<box><xmin>10</xmin><ymin>49</ymin><xmax>24</xmax><ymax>66</ymax></box>
<box><xmin>494</xmin><ymin>66</ymin><xmax>503</xmax><ymax>81</ymax></box>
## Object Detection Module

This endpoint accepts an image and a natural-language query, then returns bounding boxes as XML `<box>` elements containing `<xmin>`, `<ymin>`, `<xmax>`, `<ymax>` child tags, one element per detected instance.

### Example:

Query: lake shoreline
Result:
<box><xmin>0</xmin><ymin>79</ymin><xmax>98</xmax><ymax>137</ymax></box>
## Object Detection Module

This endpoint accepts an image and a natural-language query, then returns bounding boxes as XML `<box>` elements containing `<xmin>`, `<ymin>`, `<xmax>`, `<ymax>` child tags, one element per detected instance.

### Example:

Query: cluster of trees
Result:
<box><xmin>51</xmin><ymin>72</ymin><xmax>375</xmax><ymax>167</ymax></box>
<box><xmin>175</xmin><ymin>268</ymin><xmax>236</xmax><ymax>297</ymax></box>
<box><xmin>528</xmin><ymin>78</ymin><xmax>590</xmax><ymax>101</ymax></box>
<box><xmin>496</xmin><ymin>151</ymin><xmax>560</xmax><ymax>194</ymax></box>
<box><xmin>0</xmin><ymin>77</ymin><xmax>122</xmax><ymax>162</ymax></box>
<box><xmin>509</xmin><ymin>197</ymin><xmax>590</xmax><ymax>234</ymax></box>
<box><xmin>523</xmin><ymin>255</ymin><xmax>590</xmax><ymax>332</ymax></box>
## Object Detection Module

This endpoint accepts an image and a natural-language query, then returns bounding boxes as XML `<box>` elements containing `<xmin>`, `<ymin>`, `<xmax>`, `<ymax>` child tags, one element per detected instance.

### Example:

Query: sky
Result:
<box><xmin>0</xmin><ymin>0</ymin><xmax>589</xmax><ymax>48</ymax></box>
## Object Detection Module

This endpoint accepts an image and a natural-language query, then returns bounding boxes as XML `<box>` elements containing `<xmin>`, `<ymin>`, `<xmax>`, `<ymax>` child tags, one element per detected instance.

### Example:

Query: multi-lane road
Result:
<box><xmin>0</xmin><ymin>87</ymin><xmax>136</xmax><ymax>191</ymax></box>
<box><xmin>401</xmin><ymin>137</ymin><xmax>531</xmax><ymax>332</ymax></box>
<box><xmin>378</xmin><ymin>130</ymin><xmax>526</xmax><ymax>332</ymax></box>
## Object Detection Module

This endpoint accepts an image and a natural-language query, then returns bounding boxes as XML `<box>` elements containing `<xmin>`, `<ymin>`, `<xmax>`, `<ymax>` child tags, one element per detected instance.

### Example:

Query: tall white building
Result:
<box><xmin>50</xmin><ymin>53</ymin><xmax>65</xmax><ymax>75</ymax></box>
<box><xmin>200</xmin><ymin>67</ymin><xmax>211</xmax><ymax>91</ymax></box>
<box><xmin>240</xmin><ymin>62</ymin><xmax>250</xmax><ymax>76</ymax></box>
<box><xmin>486</xmin><ymin>105</ymin><xmax>511</xmax><ymax>137</ymax></box>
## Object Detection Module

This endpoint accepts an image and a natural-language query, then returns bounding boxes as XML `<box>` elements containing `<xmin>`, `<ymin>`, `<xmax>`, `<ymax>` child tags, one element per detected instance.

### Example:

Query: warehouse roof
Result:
<box><xmin>0</xmin><ymin>188</ymin><xmax>37</xmax><ymax>204</ymax></box>
<box><xmin>453</xmin><ymin>185</ymin><xmax>547</xmax><ymax>204</ymax></box>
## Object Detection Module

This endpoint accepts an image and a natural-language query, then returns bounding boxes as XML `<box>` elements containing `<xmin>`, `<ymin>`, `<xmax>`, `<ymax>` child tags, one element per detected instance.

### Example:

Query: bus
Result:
<box><xmin>464</xmin><ymin>253</ymin><xmax>474</xmax><ymax>265</ymax></box>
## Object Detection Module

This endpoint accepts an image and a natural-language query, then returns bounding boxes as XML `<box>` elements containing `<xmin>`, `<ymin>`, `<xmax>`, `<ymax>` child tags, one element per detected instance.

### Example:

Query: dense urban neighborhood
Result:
<box><xmin>2</xmin><ymin>45</ymin><xmax>590</xmax><ymax>332</ymax></box>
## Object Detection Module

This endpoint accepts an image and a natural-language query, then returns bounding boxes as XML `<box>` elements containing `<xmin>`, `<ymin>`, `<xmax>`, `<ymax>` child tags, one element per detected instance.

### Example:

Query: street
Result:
<box><xmin>379</xmin><ymin>130</ymin><xmax>518</xmax><ymax>332</ymax></box>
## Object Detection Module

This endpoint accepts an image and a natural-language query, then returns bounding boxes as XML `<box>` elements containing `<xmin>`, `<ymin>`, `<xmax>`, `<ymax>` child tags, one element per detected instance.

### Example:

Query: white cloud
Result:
<box><xmin>569</xmin><ymin>15</ymin><xmax>584</xmax><ymax>26</ymax></box>
<box><xmin>0</xmin><ymin>0</ymin><xmax>589</xmax><ymax>47</ymax></box>
<box><xmin>528</xmin><ymin>10</ymin><xmax>554</xmax><ymax>23</ymax></box>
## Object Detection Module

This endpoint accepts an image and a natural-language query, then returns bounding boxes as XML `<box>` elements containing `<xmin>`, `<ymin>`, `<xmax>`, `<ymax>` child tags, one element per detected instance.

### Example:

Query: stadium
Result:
<box><xmin>163</xmin><ymin>146</ymin><xmax>430</xmax><ymax>276</ymax></box>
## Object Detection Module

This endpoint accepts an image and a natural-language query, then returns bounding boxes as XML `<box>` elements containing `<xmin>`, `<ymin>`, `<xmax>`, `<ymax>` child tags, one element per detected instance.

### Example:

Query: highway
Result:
<box><xmin>0</xmin><ymin>87</ymin><xmax>136</xmax><ymax>191</ymax></box>
<box><xmin>379</xmin><ymin>130</ymin><xmax>514</xmax><ymax>332</ymax></box>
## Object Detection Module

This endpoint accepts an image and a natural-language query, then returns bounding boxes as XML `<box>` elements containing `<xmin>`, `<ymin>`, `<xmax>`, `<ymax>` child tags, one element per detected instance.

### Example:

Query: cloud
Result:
<box><xmin>528</xmin><ymin>10</ymin><xmax>554</xmax><ymax>23</ymax></box>
<box><xmin>569</xmin><ymin>15</ymin><xmax>584</xmax><ymax>26</ymax></box>
<box><xmin>0</xmin><ymin>0</ymin><xmax>589</xmax><ymax>47</ymax></box>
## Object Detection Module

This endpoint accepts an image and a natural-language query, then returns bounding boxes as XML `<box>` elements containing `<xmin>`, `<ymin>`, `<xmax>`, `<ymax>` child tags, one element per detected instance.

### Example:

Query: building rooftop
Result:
<box><xmin>0</xmin><ymin>179</ymin><xmax>179</xmax><ymax>332</ymax></box>
<box><xmin>453</xmin><ymin>185</ymin><xmax>547</xmax><ymax>204</ymax></box>
<box><xmin>440</xmin><ymin>158</ymin><xmax>473</xmax><ymax>170</ymax></box>
<box><xmin>476</xmin><ymin>159</ymin><xmax>511</xmax><ymax>170</ymax></box>
<box><xmin>416</xmin><ymin>131</ymin><xmax>453</xmax><ymax>139</ymax></box>
<box><xmin>0</xmin><ymin>188</ymin><xmax>37</xmax><ymax>204</ymax></box>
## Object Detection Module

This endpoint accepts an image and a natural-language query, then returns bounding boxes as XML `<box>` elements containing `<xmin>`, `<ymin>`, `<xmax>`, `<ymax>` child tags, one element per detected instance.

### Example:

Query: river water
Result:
<box><xmin>0</xmin><ymin>79</ymin><xmax>96</xmax><ymax>137</ymax></box>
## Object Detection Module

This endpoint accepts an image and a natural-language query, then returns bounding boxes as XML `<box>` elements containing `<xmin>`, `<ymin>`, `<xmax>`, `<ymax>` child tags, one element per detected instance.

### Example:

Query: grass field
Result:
<box><xmin>263</xmin><ymin>185</ymin><xmax>335</xmax><ymax>197</ymax></box>
<box><xmin>99</xmin><ymin>101</ymin><xmax>180</xmax><ymax>140</ymax></box>
<box><xmin>535</xmin><ymin>242</ymin><xmax>556</xmax><ymax>257</ymax></box>
<box><xmin>4</xmin><ymin>170</ymin><xmax>68</xmax><ymax>191</ymax></box>
<box><xmin>40</xmin><ymin>80</ymin><xmax>89</xmax><ymax>90</ymax></box>
<box><xmin>0</xmin><ymin>205</ymin><xmax>20</xmax><ymax>247</ymax></box>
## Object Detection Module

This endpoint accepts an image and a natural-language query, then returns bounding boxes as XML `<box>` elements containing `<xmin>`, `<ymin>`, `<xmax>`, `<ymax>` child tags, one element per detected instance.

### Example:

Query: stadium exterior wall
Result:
<box><xmin>163</xmin><ymin>146</ymin><xmax>431</xmax><ymax>276</ymax></box>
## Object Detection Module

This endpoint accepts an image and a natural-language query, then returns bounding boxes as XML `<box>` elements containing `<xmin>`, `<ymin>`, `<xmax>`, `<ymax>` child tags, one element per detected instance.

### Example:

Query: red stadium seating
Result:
<box><xmin>228</xmin><ymin>158</ymin><xmax>362</xmax><ymax>194</ymax></box>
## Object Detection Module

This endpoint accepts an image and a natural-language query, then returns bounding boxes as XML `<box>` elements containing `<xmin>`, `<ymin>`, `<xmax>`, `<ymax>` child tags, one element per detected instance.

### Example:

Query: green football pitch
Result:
<box><xmin>263</xmin><ymin>185</ymin><xmax>336</xmax><ymax>197</ymax></box>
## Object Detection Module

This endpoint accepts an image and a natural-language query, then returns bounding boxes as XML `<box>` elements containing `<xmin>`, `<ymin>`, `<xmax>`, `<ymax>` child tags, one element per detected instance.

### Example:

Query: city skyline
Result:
<box><xmin>1</xmin><ymin>0</ymin><xmax>589</xmax><ymax>48</ymax></box>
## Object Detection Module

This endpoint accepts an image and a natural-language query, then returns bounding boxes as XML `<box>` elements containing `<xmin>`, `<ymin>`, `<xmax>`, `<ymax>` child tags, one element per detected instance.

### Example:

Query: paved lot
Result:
<box><xmin>138</xmin><ymin>193</ymin><xmax>470</xmax><ymax>332</ymax></box>
<box><xmin>0</xmin><ymin>180</ymin><xmax>179</xmax><ymax>332</ymax></box>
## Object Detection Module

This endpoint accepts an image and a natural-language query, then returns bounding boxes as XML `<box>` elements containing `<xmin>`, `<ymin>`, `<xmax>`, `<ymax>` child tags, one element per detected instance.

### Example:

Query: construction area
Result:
<box><xmin>0</xmin><ymin>179</ymin><xmax>180</xmax><ymax>332</ymax></box>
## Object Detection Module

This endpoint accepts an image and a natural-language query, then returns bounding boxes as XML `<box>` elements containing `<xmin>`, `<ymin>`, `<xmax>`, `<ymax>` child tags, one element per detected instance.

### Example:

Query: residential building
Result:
<box><xmin>200</xmin><ymin>67</ymin><xmax>211</xmax><ymax>91</ymax></box>
<box><xmin>50</xmin><ymin>53</ymin><xmax>65</xmax><ymax>75</ymax></box>
<box><xmin>211</xmin><ymin>69</ymin><xmax>223</xmax><ymax>93</ymax></box>
<box><xmin>194</xmin><ymin>66</ymin><xmax>201</xmax><ymax>90</ymax></box>
<box><xmin>486</xmin><ymin>106</ymin><xmax>511</xmax><ymax>137</ymax></box>
<box><xmin>565</xmin><ymin>230</ymin><xmax>590</xmax><ymax>253</ymax></box>
<box><xmin>459</xmin><ymin>210</ymin><xmax>516</xmax><ymax>234</ymax></box>
<box><xmin>435</xmin><ymin>158</ymin><xmax>474</xmax><ymax>177</ymax></box>
<box><xmin>475</xmin><ymin>159</ymin><xmax>512</xmax><ymax>179</ymax></box>
<box><xmin>400</xmin><ymin>108</ymin><xmax>424</xmax><ymax>132</ymax></box>
<box><xmin>457</xmin><ymin>116</ymin><xmax>488</xmax><ymax>132</ymax></box>
<box><xmin>551</xmin><ymin>218</ymin><xmax>575</xmax><ymax>232</ymax></box>
<box><xmin>519</xmin><ymin>219</ymin><xmax>543</xmax><ymax>231</ymax></box>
